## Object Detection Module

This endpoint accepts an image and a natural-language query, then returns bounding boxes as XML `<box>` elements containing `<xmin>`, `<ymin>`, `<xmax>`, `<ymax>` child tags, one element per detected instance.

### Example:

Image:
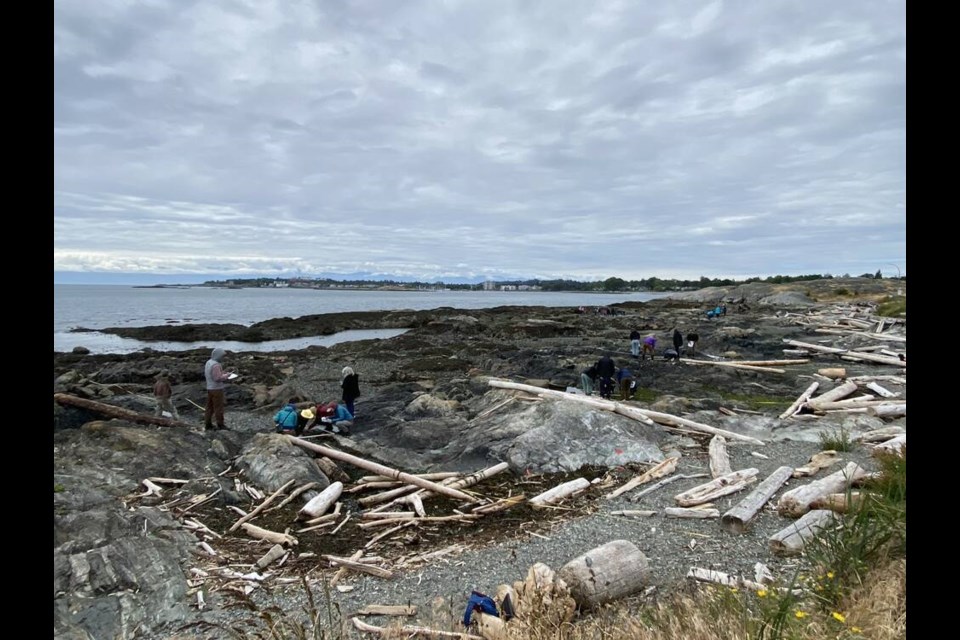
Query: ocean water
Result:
<box><xmin>54</xmin><ymin>285</ymin><xmax>663</xmax><ymax>354</ymax></box>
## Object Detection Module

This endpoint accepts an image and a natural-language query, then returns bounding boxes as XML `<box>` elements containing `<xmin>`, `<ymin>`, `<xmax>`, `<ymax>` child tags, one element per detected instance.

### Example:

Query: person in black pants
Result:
<box><xmin>672</xmin><ymin>329</ymin><xmax>684</xmax><ymax>360</ymax></box>
<box><xmin>595</xmin><ymin>354</ymin><xmax>617</xmax><ymax>399</ymax></box>
<box><xmin>341</xmin><ymin>366</ymin><xmax>361</xmax><ymax>416</ymax></box>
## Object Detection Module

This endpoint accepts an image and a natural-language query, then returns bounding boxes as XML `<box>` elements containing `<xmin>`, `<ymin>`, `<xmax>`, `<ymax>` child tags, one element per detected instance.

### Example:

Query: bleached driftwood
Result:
<box><xmin>611</xmin><ymin>510</ymin><xmax>656</xmax><ymax>517</ymax></box>
<box><xmin>351</xmin><ymin>617</ymin><xmax>483</xmax><ymax>639</ymax></box>
<box><xmin>486</xmin><ymin>379</ymin><xmax>656</xmax><ymax>426</ymax></box>
<box><xmin>228</xmin><ymin>479</ymin><xmax>297</xmax><ymax>532</ymax></box>
<box><xmin>358</xmin><ymin>514</ymin><xmax>480</xmax><ymax>529</ymax></box>
<box><xmin>360</xmin><ymin>472</ymin><xmax>459</xmax><ymax>484</ymax></box>
<box><xmin>256</xmin><ymin>544</ymin><xmax>287</xmax><ymax>570</ymax></box>
<box><xmin>529</xmin><ymin>478</ymin><xmax>590</xmax><ymax>508</ymax></box>
<box><xmin>241</xmin><ymin>523</ymin><xmax>298</xmax><ymax>547</ymax></box>
<box><xmin>394</xmin><ymin>462</ymin><xmax>510</xmax><ymax>508</ymax></box>
<box><xmin>782</xmin><ymin>339</ymin><xmax>848</xmax><ymax>355</ymax></box>
<box><xmin>606</xmin><ymin>457</ymin><xmax>680</xmax><ymax>499</ymax></box>
<box><xmin>708</xmin><ymin>436</ymin><xmax>732</xmax><ymax>478</ymax></box>
<box><xmin>674</xmin><ymin>469</ymin><xmax>759</xmax><ymax>507</ymax></box>
<box><xmin>806</xmin><ymin>381</ymin><xmax>859</xmax><ymax>410</ymax></box>
<box><xmin>793</xmin><ymin>451</ymin><xmax>841</xmax><ymax>477</ymax></box>
<box><xmin>558</xmin><ymin>540</ymin><xmax>650</xmax><ymax>610</ymax></box>
<box><xmin>682</xmin><ymin>359</ymin><xmax>786</xmax><ymax>374</ymax></box>
<box><xmin>686</xmin><ymin>567</ymin><xmax>765</xmax><ymax>591</ymax></box>
<box><xmin>635</xmin><ymin>408</ymin><xmax>766</xmax><ymax>445</ymax></box>
<box><xmin>324</xmin><ymin>555</ymin><xmax>393</xmax><ymax>579</ymax></box>
<box><xmin>298</xmin><ymin>482</ymin><xmax>343</xmax><ymax>520</ymax></box>
<box><xmin>288</xmin><ymin>437</ymin><xmax>474</xmax><ymax>502</ymax></box>
<box><xmin>778</xmin><ymin>381</ymin><xmax>820</xmax><ymax>419</ymax></box>
<box><xmin>665</xmin><ymin>507</ymin><xmax>720</xmax><ymax>518</ymax></box>
<box><xmin>865</xmin><ymin>382</ymin><xmax>899</xmax><ymax>398</ymax></box>
<box><xmin>268</xmin><ymin>482</ymin><xmax>320</xmax><ymax>512</ymax></box>
<box><xmin>721</xmin><ymin>466</ymin><xmax>794</xmax><ymax>533</ymax></box>
<box><xmin>777</xmin><ymin>462</ymin><xmax>868</xmax><ymax>518</ymax></box>
<box><xmin>872</xmin><ymin>434</ymin><xmax>906</xmax><ymax>455</ymax></box>
<box><xmin>361</xmin><ymin>511</ymin><xmax>416</xmax><ymax>520</ymax></box>
<box><xmin>817</xmin><ymin>367</ymin><xmax>847</xmax><ymax>379</ymax></box>
<box><xmin>839</xmin><ymin>352</ymin><xmax>908</xmax><ymax>367</ymax></box>
<box><xmin>471</xmin><ymin>494</ymin><xmax>526</xmax><ymax>515</ymax></box>
<box><xmin>868</xmin><ymin>404</ymin><xmax>906</xmax><ymax>419</ymax></box>
<box><xmin>852</xmin><ymin>426</ymin><xmax>905</xmax><ymax>443</ymax></box>
<box><xmin>810</xmin><ymin>492</ymin><xmax>863</xmax><ymax>514</ymax></box>
<box><xmin>769</xmin><ymin>509</ymin><xmax>835</xmax><ymax>556</ymax></box>
<box><xmin>813</xmin><ymin>328</ymin><xmax>906</xmax><ymax>343</ymax></box>
<box><xmin>630</xmin><ymin>473</ymin><xmax>708</xmax><ymax>502</ymax></box>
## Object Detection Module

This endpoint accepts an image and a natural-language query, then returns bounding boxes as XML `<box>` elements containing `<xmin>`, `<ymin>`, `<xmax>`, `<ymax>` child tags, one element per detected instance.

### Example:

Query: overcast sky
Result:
<box><xmin>54</xmin><ymin>0</ymin><xmax>906</xmax><ymax>284</ymax></box>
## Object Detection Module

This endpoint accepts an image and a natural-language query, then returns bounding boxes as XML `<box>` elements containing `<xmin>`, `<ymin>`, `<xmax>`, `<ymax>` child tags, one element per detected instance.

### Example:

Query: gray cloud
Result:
<box><xmin>54</xmin><ymin>0</ymin><xmax>906</xmax><ymax>282</ymax></box>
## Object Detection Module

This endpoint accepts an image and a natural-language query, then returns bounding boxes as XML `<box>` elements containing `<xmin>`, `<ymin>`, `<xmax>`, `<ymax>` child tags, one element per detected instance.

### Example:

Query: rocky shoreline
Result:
<box><xmin>53</xmin><ymin>278</ymin><xmax>906</xmax><ymax>640</ymax></box>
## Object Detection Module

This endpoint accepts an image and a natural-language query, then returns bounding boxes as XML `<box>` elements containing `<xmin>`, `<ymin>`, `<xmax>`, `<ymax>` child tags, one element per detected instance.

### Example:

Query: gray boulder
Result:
<box><xmin>235</xmin><ymin>433</ymin><xmax>331</xmax><ymax>495</ymax></box>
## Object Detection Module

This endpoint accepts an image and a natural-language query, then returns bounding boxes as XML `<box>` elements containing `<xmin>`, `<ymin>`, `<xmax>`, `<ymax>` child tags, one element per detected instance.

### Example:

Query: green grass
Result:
<box><xmin>818</xmin><ymin>427</ymin><xmax>854</xmax><ymax>451</ymax></box>
<box><xmin>876</xmin><ymin>296</ymin><xmax>906</xmax><ymax>317</ymax></box>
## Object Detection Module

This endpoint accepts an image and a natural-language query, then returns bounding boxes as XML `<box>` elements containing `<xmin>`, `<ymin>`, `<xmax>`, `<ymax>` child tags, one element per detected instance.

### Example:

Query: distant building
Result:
<box><xmin>483</xmin><ymin>280</ymin><xmax>496</xmax><ymax>291</ymax></box>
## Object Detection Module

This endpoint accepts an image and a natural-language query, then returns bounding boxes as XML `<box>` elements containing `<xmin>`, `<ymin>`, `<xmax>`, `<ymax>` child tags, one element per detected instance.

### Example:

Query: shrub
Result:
<box><xmin>818</xmin><ymin>427</ymin><xmax>853</xmax><ymax>452</ymax></box>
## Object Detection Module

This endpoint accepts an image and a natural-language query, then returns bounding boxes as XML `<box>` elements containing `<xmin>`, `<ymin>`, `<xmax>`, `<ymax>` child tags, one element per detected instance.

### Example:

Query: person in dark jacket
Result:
<box><xmin>616</xmin><ymin>366</ymin><xmax>636</xmax><ymax>400</ymax></box>
<box><xmin>581</xmin><ymin>364</ymin><xmax>598</xmax><ymax>395</ymax></box>
<box><xmin>672</xmin><ymin>329</ymin><xmax>684</xmax><ymax>360</ymax></box>
<box><xmin>341</xmin><ymin>366</ymin><xmax>361</xmax><ymax>416</ymax></box>
<box><xmin>595</xmin><ymin>354</ymin><xmax>617</xmax><ymax>399</ymax></box>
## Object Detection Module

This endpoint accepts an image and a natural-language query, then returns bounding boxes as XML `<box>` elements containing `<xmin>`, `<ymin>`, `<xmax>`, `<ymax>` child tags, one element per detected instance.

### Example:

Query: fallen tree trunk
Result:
<box><xmin>867</xmin><ymin>404</ymin><xmax>907</xmax><ymax>419</ymax></box>
<box><xmin>397</xmin><ymin>462</ymin><xmax>510</xmax><ymax>507</ymax></box>
<box><xmin>557</xmin><ymin>540</ymin><xmax>650</xmax><ymax>610</ymax></box>
<box><xmin>674</xmin><ymin>469</ymin><xmax>759</xmax><ymax>507</ymax></box>
<box><xmin>777</xmin><ymin>462</ymin><xmax>868</xmax><ymax>518</ymax></box>
<box><xmin>873</xmin><ymin>434</ymin><xmax>906</xmax><ymax>455</ymax></box>
<box><xmin>288</xmin><ymin>436</ymin><xmax>474</xmax><ymax>502</ymax></box>
<box><xmin>853</xmin><ymin>426</ymin><xmax>905</xmax><ymax>443</ymax></box>
<box><xmin>53</xmin><ymin>392</ymin><xmax>197</xmax><ymax>429</ymax></box>
<box><xmin>721</xmin><ymin>466</ymin><xmax>794</xmax><ymax>533</ymax></box>
<box><xmin>682</xmin><ymin>360</ymin><xmax>786</xmax><ymax>374</ymax></box>
<box><xmin>635</xmin><ymin>409</ymin><xmax>766</xmax><ymax>445</ymax></box>
<box><xmin>529</xmin><ymin>478</ymin><xmax>590</xmax><ymax>508</ymax></box>
<box><xmin>810</xmin><ymin>492</ymin><xmax>863</xmax><ymax>514</ymax></box>
<box><xmin>769</xmin><ymin>509</ymin><xmax>835</xmax><ymax>556</ymax></box>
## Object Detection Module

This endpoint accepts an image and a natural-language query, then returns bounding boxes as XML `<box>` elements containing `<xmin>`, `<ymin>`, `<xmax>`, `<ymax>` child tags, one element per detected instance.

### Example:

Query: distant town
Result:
<box><xmin>182</xmin><ymin>272</ymin><xmax>899</xmax><ymax>293</ymax></box>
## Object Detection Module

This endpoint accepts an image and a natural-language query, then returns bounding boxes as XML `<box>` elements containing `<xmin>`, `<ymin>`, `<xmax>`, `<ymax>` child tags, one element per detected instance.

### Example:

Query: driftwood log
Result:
<box><xmin>806</xmin><ymin>381</ymin><xmax>859</xmax><ymax>410</ymax></box>
<box><xmin>674</xmin><ymin>469</ymin><xmax>759</xmax><ymax>507</ymax></box>
<box><xmin>777</xmin><ymin>462</ymin><xmax>868</xmax><ymax>518</ymax></box>
<box><xmin>769</xmin><ymin>509</ymin><xmax>835</xmax><ymax>556</ymax></box>
<box><xmin>351</xmin><ymin>617</ymin><xmax>483</xmax><ymax>639</ymax></box>
<box><xmin>810</xmin><ymin>492</ymin><xmax>864</xmax><ymax>513</ymax></box>
<box><xmin>256</xmin><ymin>544</ymin><xmax>287</xmax><ymax>570</ymax></box>
<box><xmin>487</xmin><ymin>379</ymin><xmax>655</xmax><ymax>426</ymax></box>
<box><xmin>298</xmin><ymin>482</ymin><xmax>343</xmax><ymax>520</ymax></box>
<box><xmin>606</xmin><ymin>457</ymin><xmax>679</xmax><ymax>499</ymax></box>
<box><xmin>227</xmin><ymin>478</ymin><xmax>296</xmax><ymax>532</ymax></box>
<box><xmin>665</xmin><ymin>507</ymin><xmax>720</xmax><ymax>518</ymax></box>
<box><xmin>315</xmin><ymin>457</ymin><xmax>350</xmax><ymax>484</ymax></box>
<box><xmin>853</xmin><ymin>426</ymin><xmax>905</xmax><ymax>443</ymax></box>
<box><xmin>241</xmin><ymin>523</ymin><xmax>298</xmax><ymax>547</ymax></box>
<box><xmin>778</xmin><ymin>381</ymin><xmax>820</xmax><ymax>420</ymax></box>
<box><xmin>288</xmin><ymin>437</ymin><xmax>475</xmax><ymax>502</ymax></box>
<box><xmin>720</xmin><ymin>466</ymin><xmax>794</xmax><ymax>533</ymax></box>
<box><xmin>630</xmin><ymin>473</ymin><xmax>708</xmax><ymax>502</ymax></box>
<box><xmin>529</xmin><ymin>478</ymin><xmax>590</xmax><ymax>508</ymax></box>
<box><xmin>355</xmin><ymin>605</ymin><xmax>417</xmax><ymax>617</ymax></box>
<box><xmin>53</xmin><ymin>392</ymin><xmax>197</xmax><ymax>429</ymax></box>
<box><xmin>557</xmin><ymin>540</ymin><xmax>650</xmax><ymax>610</ymax></box>
<box><xmin>872</xmin><ymin>434</ymin><xmax>906</xmax><ymax>455</ymax></box>
<box><xmin>793</xmin><ymin>451</ymin><xmax>841</xmax><ymax>477</ymax></box>
<box><xmin>708</xmin><ymin>436</ymin><xmax>732</xmax><ymax>478</ymax></box>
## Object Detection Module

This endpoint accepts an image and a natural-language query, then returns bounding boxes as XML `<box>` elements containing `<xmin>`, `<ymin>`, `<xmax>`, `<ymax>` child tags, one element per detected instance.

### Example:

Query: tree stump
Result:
<box><xmin>557</xmin><ymin>540</ymin><xmax>650</xmax><ymax>609</ymax></box>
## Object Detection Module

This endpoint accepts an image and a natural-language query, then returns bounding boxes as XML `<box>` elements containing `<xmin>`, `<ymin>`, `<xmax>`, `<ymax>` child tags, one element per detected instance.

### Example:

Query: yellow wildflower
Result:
<box><xmin>852</xmin><ymin>627</ymin><xmax>862</xmax><ymax>633</ymax></box>
<box><xmin>827</xmin><ymin>571</ymin><xmax>835</xmax><ymax>579</ymax></box>
<box><xmin>795</xmin><ymin>611</ymin><xmax>807</xmax><ymax>619</ymax></box>
<box><xmin>756</xmin><ymin>589</ymin><xmax>767</xmax><ymax>597</ymax></box>
<box><xmin>832</xmin><ymin>612</ymin><xmax>846</xmax><ymax>623</ymax></box>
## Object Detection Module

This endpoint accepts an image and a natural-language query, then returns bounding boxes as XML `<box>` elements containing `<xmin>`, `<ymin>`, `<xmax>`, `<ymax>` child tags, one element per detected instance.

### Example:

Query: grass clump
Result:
<box><xmin>876</xmin><ymin>296</ymin><xmax>906</xmax><ymax>317</ymax></box>
<box><xmin>818</xmin><ymin>426</ymin><xmax>854</xmax><ymax>451</ymax></box>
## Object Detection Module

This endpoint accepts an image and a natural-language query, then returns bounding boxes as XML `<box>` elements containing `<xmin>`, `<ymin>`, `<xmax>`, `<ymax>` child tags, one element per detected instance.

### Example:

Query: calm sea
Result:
<box><xmin>54</xmin><ymin>285</ymin><xmax>663</xmax><ymax>354</ymax></box>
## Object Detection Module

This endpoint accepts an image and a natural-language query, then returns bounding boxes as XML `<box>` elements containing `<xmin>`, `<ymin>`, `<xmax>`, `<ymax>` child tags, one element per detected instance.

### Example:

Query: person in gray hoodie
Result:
<box><xmin>204</xmin><ymin>347</ymin><xmax>236</xmax><ymax>431</ymax></box>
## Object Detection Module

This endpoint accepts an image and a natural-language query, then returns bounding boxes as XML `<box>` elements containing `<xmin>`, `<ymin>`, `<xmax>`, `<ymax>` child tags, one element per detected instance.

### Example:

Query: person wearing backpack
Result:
<box><xmin>274</xmin><ymin>398</ymin><xmax>305</xmax><ymax>434</ymax></box>
<box><xmin>153</xmin><ymin>371</ymin><xmax>179</xmax><ymax>420</ymax></box>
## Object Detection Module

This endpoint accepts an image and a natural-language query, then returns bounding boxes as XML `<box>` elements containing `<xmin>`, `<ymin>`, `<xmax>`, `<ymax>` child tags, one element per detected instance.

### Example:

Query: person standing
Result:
<box><xmin>153</xmin><ymin>371</ymin><xmax>179</xmax><ymax>420</ymax></box>
<box><xmin>672</xmin><ymin>329</ymin><xmax>684</xmax><ymax>360</ymax></box>
<box><xmin>629</xmin><ymin>330</ymin><xmax>641</xmax><ymax>358</ymax></box>
<box><xmin>204</xmin><ymin>347</ymin><xmax>235</xmax><ymax>431</ymax></box>
<box><xmin>580</xmin><ymin>363</ymin><xmax>598</xmax><ymax>395</ymax></box>
<box><xmin>616</xmin><ymin>366</ymin><xmax>636</xmax><ymax>400</ymax></box>
<box><xmin>341</xmin><ymin>366</ymin><xmax>361</xmax><ymax>416</ymax></box>
<box><xmin>595</xmin><ymin>354</ymin><xmax>616</xmax><ymax>399</ymax></box>
<box><xmin>686</xmin><ymin>332</ymin><xmax>700</xmax><ymax>356</ymax></box>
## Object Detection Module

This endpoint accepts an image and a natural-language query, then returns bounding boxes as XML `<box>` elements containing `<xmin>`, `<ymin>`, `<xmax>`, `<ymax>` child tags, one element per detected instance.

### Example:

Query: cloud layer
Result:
<box><xmin>54</xmin><ymin>0</ymin><xmax>906</xmax><ymax>282</ymax></box>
